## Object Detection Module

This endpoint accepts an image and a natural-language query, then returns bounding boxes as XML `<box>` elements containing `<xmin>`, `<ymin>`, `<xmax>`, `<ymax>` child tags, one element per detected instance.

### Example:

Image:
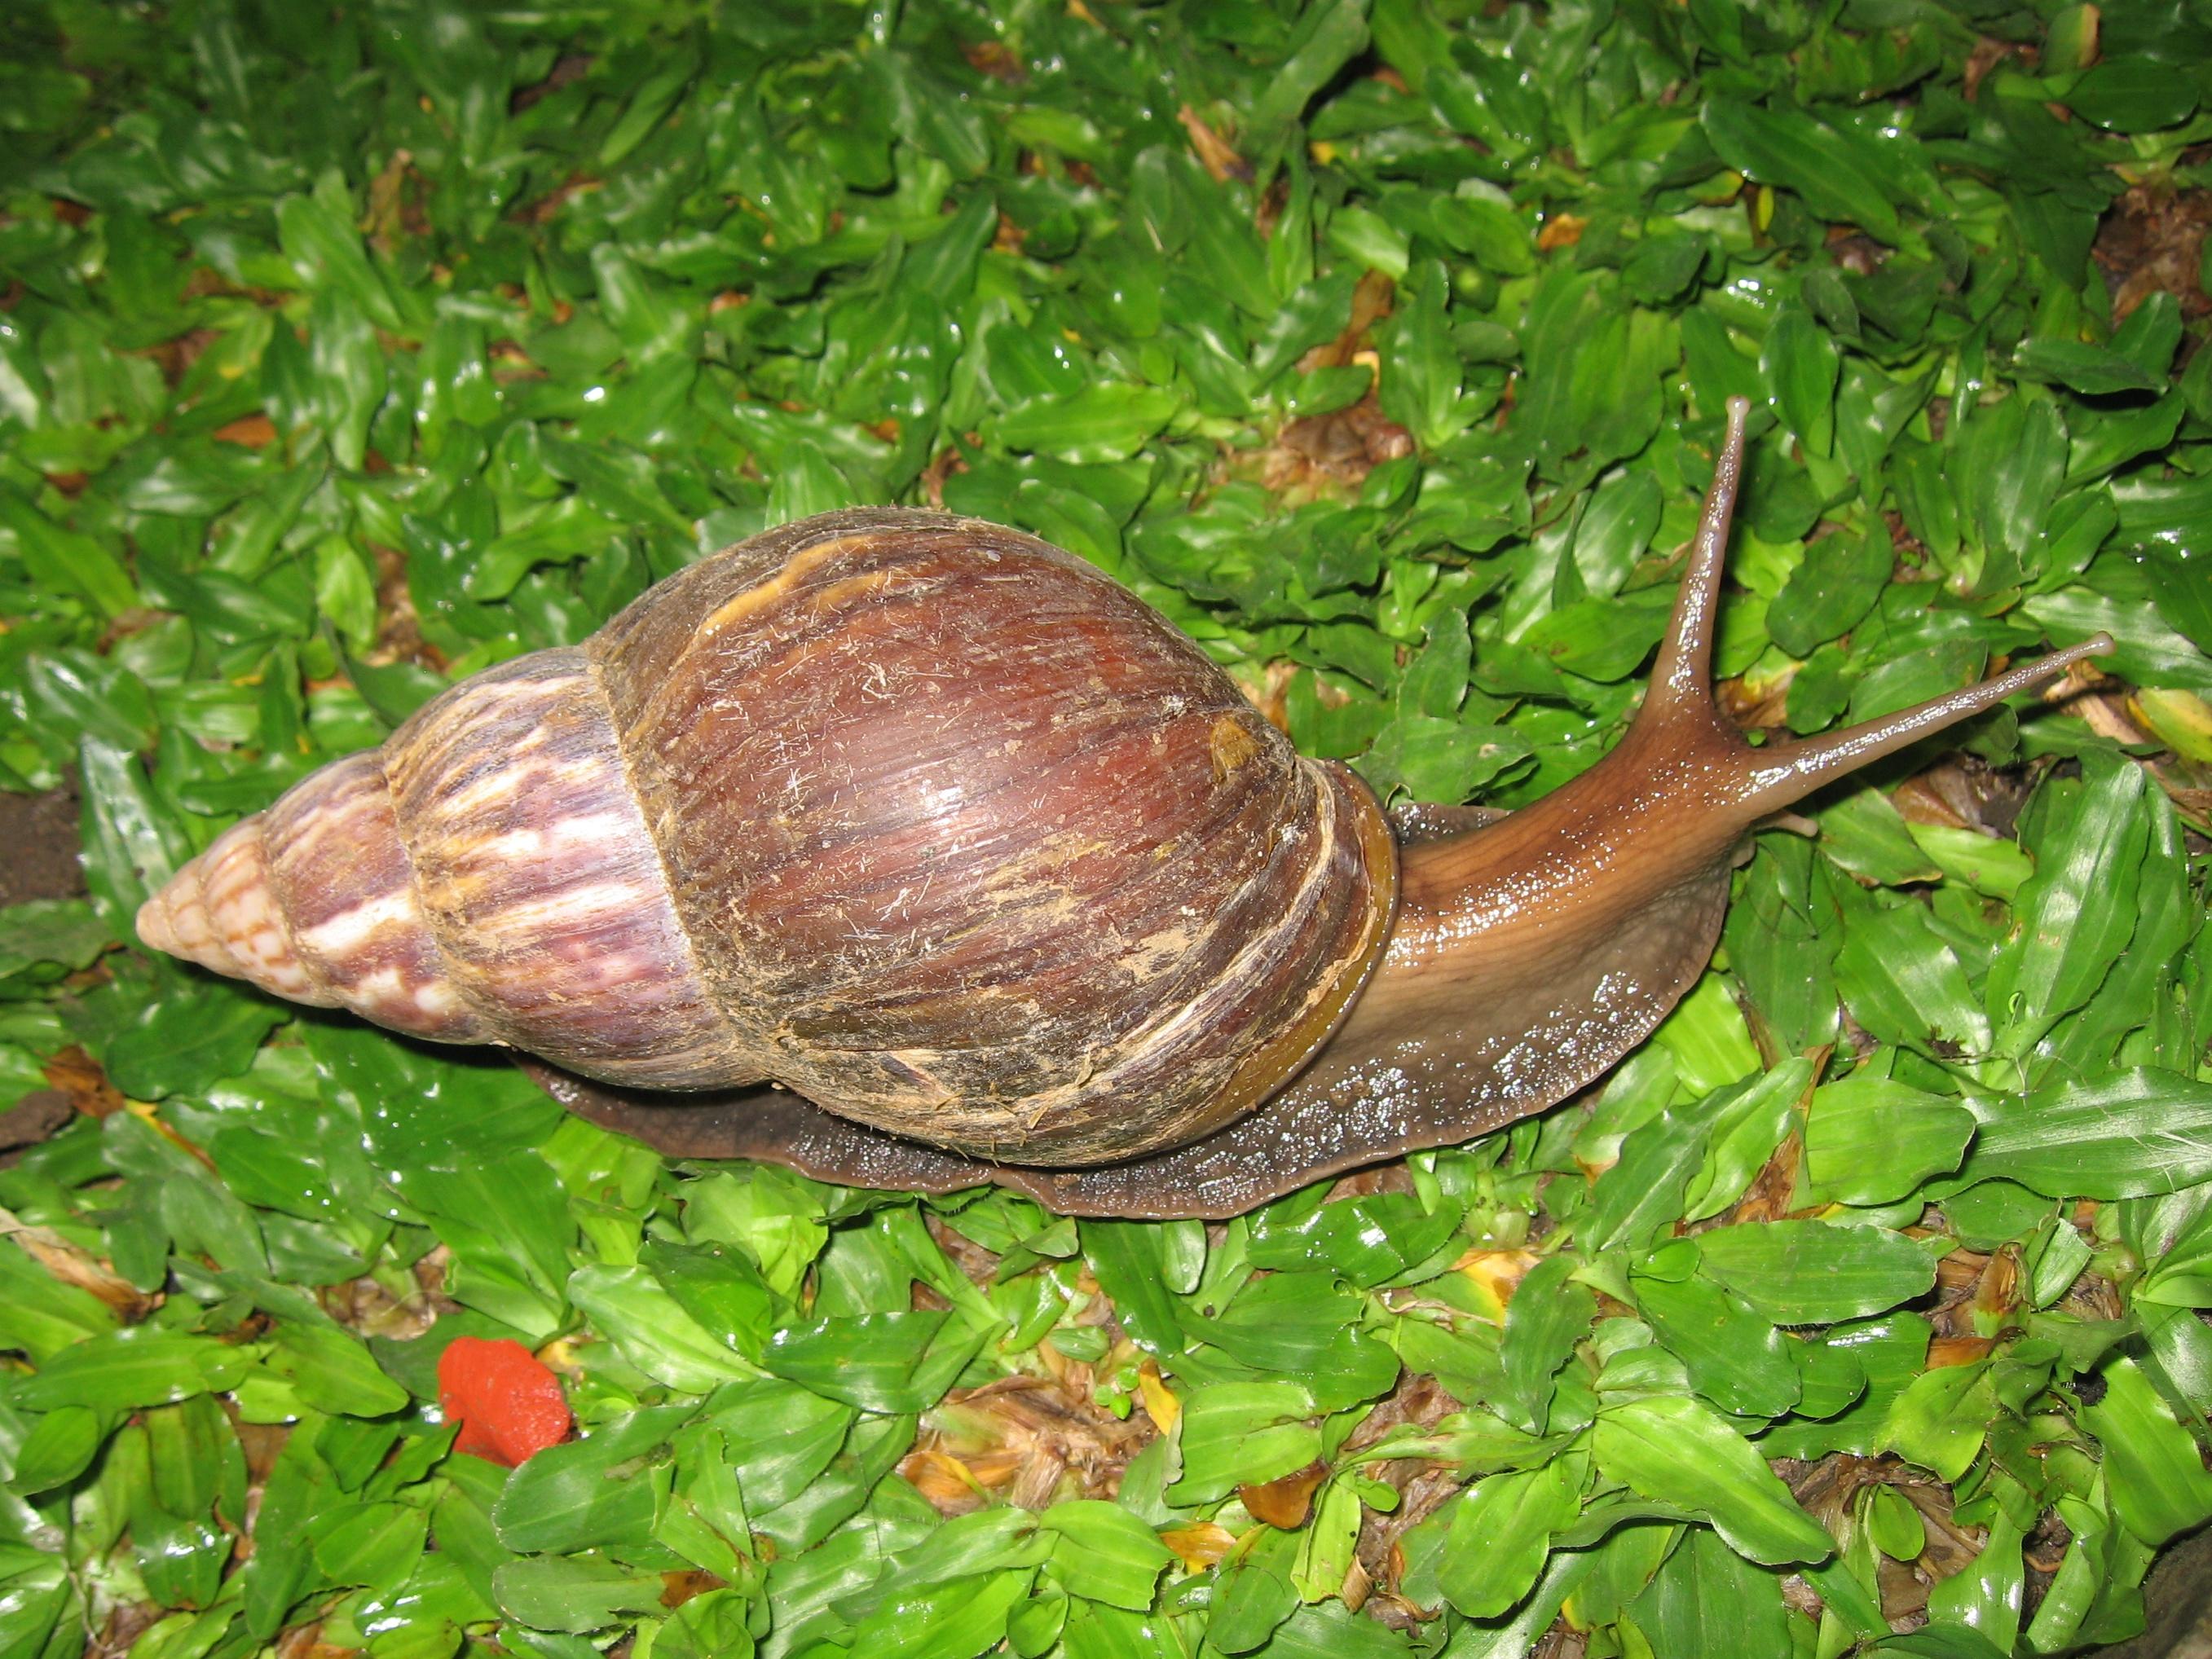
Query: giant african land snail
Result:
<box><xmin>137</xmin><ymin>400</ymin><xmax>2111</xmax><ymax>1217</ymax></box>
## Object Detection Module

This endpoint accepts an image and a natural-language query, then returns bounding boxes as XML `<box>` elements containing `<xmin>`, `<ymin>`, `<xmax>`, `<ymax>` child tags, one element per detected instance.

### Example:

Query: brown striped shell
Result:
<box><xmin>137</xmin><ymin>508</ymin><xmax>1398</xmax><ymax>1167</ymax></box>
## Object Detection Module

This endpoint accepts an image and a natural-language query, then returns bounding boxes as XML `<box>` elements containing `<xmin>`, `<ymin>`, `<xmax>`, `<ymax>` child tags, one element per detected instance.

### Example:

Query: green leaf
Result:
<box><xmin>8</xmin><ymin>1404</ymin><xmax>109</xmax><ymax>1494</ymax></box>
<box><xmin>1693</xmin><ymin>1221</ymin><xmax>1940</xmax><ymax>1325</ymax></box>
<box><xmin>1702</xmin><ymin>99</ymin><xmax>1902</xmax><ymax>244</ymax></box>
<box><xmin>1169</xmin><ymin>1382</ymin><xmax>1320</xmax><ymax>1507</ymax></box>
<box><xmin>641</xmin><ymin>1239</ymin><xmax>778</xmax><ymax>1364</ymax></box>
<box><xmin>103</xmin><ymin>988</ymin><xmax>287</xmax><ymax>1100</ymax></box>
<box><xmin>493</xmin><ymin>1553</ymin><xmax>672</xmax><ymax>1635</ymax></box>
<box><xmin>1592</xmin><ymin>1396</ymin><xmax>1834</xmax><ymax>1565</ymax></box>
<box><xmin>1624</xmin><ymin>1525</ymin><xmax>1790</xmax><ymax>1659</ymax></box>
<box><xmin>1208</xmin><ymin>1521</ymin><xmax>1301</xmax><ymax>1654</ymax></box>
<box><xmin>1879</xmin><ymin>1361</ymin><xmax>1994</xmax><ymax>1482</ymax></box>
<box><xmin>1630</xmin><ymin>1270</ymin><xmax>1800</xmax><ymax>1419</ymax></box>
<box><xmin>1250</xmin><ymin>0</ymin><xmax>1371</xmax><ymax>143</ymax></box>
<box><xmin>2063</xmin><ymin>57</ymin><xmax>2201</xmax><ymax>132</ymax></box>
<box><xmin>1583</xmin><ymin>1105</ymin><xmax>1710</xmax><ymax>1254</ymax></box>
<box><xmin>1985</xmin><ymin>759</ymin><xmax>2148</xmax><ymax>1061</ymax></box>
<box><xmin>1760</xmin><ymin>310</ymin><xmax>1839</xmax><ymax>460</ymax></box>
<box><xmin>2082</xmin><ymin>1358</ymin><xmax>2212</xmax><ymax>1547</ymax></box>
<box><xmin>840</xmin><ymin>1564</ymin><xmax>1033</xmax><ymax>1659</ymax></box>
<box><xmin>1834</xmin><ymin>899</ymin><xmax>1990</xmax><ymax>1060</ymax></box>
<box><xmin>493</xmin><ymin>1407</ymin><xmax>692</xmax><ymax>1554</ymax></box>
<box><xmin>1497</xmin><ymin>1253</ymin><xmax>1596</xmax><ymax>1434</ymax></box>
<box><xmin>1682</xmin><ymin>1058</ymin><xmax>1813</xmax><ymax>1224</ymax></box>
<box><xmin>763</xmin><ymin>1309</ymin><xmax>982</xmax><ymax>1413</ymax></box>
<box><xmin>7</xmin><ymin>1330</ymin><xmax>247</xmax><ymax>1413</ymax></box>
<box><xmin>265</xmin><ymin>1322</ymin><xmax>408</xmax><ymax>1418</ymax></box>
<box><xmin>1435</xmin><ymin>1460</ymin><xmax>1582</xmax><ymax>1617</ymax></box>
<box><xmin>1958</xmin><ymin>1069</ymin><xmax>2212</xmax><ymax>1199</ymax></box>
<box><xmin>985</xmin><ymin>385</ymin><xmax>1180</xmax><ymax>464</ymax></box>
<box><xmin>1803</xmin><ymin>1076</ymin><xmax>1975</xmax><ymax>1206</ymax></box>
<box><xmin>2010</xmin><ymin>338</ymin><xmax>2159</xmax><ymax>396</ymax></box>
<box><xmin>1766</xmin><ymin>527</ymin><xmax>1888</xmax><ymax>658</ymax></box>
<box><xmin>1379</xmin><ymin>261</ymin><xmax>1470</xmax><ymax>451</ymax></box>
<box><xmin>0</xmin><ymin>491</ymin><xmax>138</xmax><ymax>616</ymax></box>
<box><xmin>311</xmin><ymin>1500</ymin><xmax>427</xmax><ymax>1592</ymax></box>
<box><xmin>1924</xmin><ymin>1506</ymin><xmax>2024</xmax><ymax>1652</ymax></box>
<box><xmin>1037</xmin><ymin>1500</ymin><xmax>1173</xmax><ymax>1612</ymax></box>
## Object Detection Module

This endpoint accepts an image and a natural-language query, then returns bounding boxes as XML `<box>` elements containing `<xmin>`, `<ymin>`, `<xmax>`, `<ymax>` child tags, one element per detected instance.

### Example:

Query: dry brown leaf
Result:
<box><xmin>213</xmin><ymin>413</ymin><xmax>279</xmax><ymax>448</ymax></box>
<box><xmin>1178</xmin><ymin>105</ymin><xmax>1245</xmax><ymax>183</ymax></box>
<box><xmin>901</xmin><ymin>1372</ymin><xmax>1153</xmax><ymax>1516</ymax></box>
<box><xmin>43</xmin><ymin>1045</ymin><xmax>124</xmax><ymax>1117</ymax></box>
<box><xmin>1926</xmin><ymin>1335</ymin><xmax>1996</xmax><ymax>1369</ymax></box>
<box><xmin>0</xmin><ymin>1204</ymin><xmax>157</xmax><ymax>1319</ymax></box>
<box><xmin>1240</xmin><ymin>1459</ymin><xmax>1328</xmax><ymax>1529</ymax></box>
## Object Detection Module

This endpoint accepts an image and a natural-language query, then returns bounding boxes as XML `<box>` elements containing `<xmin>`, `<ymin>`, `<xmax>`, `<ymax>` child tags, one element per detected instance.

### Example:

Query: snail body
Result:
<box><xmin>139</xmin><ymin>403</ymin><xmax>2108</xmax><ymax>1216</ymax></box>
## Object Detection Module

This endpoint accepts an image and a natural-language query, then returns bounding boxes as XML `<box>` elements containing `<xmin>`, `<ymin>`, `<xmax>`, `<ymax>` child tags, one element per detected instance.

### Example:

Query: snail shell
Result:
<box><xmin>138</xmin><ymin>509</ymin><xmax>1396</xmax><ymax>1168</ymax></box>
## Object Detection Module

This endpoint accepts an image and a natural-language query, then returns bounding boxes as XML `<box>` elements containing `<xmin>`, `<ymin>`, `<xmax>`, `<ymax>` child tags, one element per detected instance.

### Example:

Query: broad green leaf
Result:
<box><xmin>1207</xmin><ymin>1521</ymin><xmax>1301</xmax><ymax>1654</ymax></box>
<box><xmin>1592</xmin><ymin>1396</ymin><xmax>1834</xmax><ymax>1565</ymax></box>
<box><xmin>1760</xmin><ymin>310</ymin><xmax>1838</xmax><ymax>460</ymax></box>
<box><xmin>1834</xmin><ymin>900</ymin><xmax>1989</xmax><ymax>1060</ymax></box>
<box><xmin>1629</xmin><ymin>1271</ymin><xmax>1800</xmax><ymax>1419</ymax></box>
<box><xmin>1682</xmin><ymin>1058</ymin><xmax>1813</xmax><ymax>1224</ymax></box>
<box><xmin>1924</xmin><ymin>1507</ymin><xmax>2024</xmax><ymax>1652</ymax></box>
<box><xmin>1702</xmin><ymin>99</ymin><xmax>1902</xmax><ymax>244</ymax></box>
<box><xmin>492</xmin><ymin>1407</ymin><xmax>692</xmax><ymax>1554</ymax></box>
<box><xmin>1169</xmin><ymin>1382</ymin><xmax>1320</xmax><ymax>1507</ymax></box>
<box><xmin>2082</xmin><ymin>1359</ymin><xmax>2212</xmax><ymax>1547</ymax></box>
<box><xmin>1985</xmin><ymin>759</ymin><xmax>2148</xmax><ymax>1060</ymax></box>
<box><xmin>1582</xmin><ymin>1106</ymin><xmax>1709</xmax><ymax>1253</ymax></box>
<box><xmin>265</xmin><ymin>1322</ymin><xmax>408</xmax><ymax>1418</ymax></box>
<box><xmin>1693</xmin><ymin>1221</ymin><xmax>1940</xmax><ymax>1325</ymax></box>
<box><xmin>2064</xmin><ymin>57</ymin><xmax>2201</xmax><ymax>131</ymax></box>
<box><xmin>1038</xmin><ymin>1501</ymin><xmax>1173</xmax><ymax>1613</ymax></box>
<box><xmin>2011</xmin><ymin>338</ymin><xmax>2157</xmax><ymax>397</ymax></box>
<box><xmin>493</xmin><ymin>1553</ymin><xmax>672</xmax><ymax>1635</ymax></box>
<box><xmin>763</xmin><ymin>1309</ymin><xmax>984</xmax><ymax>1414</ymax></box>
<box><xmin>986</xmin><ymin>385</ymin><xmax>1180</xmax><ymax>465</ymax></box>
<box><xmin>1766</xmin><ymin>527</ymin><xmax>1888</xmax><ymax>658</ymax></box>
<box><xmin>1880</xmin><ymin>1362</ymin><xmax>1994</xmax><ymax>1482</ymax></box>
<box><xmin>1624</xmin><ymin>1525</ymin><xmax>1790</xmax><ymax>1659</ymax></box>
<box><xmin>1958</xmin><ymin>1070</ymin><xmax>2212</xmax><ymax>1199</ymax></box>
<box><xmin>1497</xmin><ymin>1253</ymin><xmax>1596</xmax><ymax>1433</ymax></box>
<box><xmin>1435</xmin><ymin>1460</ymin><xmax>1582</xmax><ymax>1617</ymax></box>
<box><xmin>1803</xmin><ymin>1076</ymin><xmax>1974</xmax><ymax>1206</ymax></box>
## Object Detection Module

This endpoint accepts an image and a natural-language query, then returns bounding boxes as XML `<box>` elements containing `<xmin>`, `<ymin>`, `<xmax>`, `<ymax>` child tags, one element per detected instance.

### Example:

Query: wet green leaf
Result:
<box><xmin>1436</xmin><ymin>1459</ymin><xmax>1581</xmax><ymax>1617</ymax></box>
<box><xmin>1702</xmin><ymin>98</ymin><xmax>1902</xmax><ymax>244</ymax></box>
<box><xmin>1959</xmin><ymin>1069</ymin><xmax>2212</xmax><ymax>1199</ymax></box>
<box><xmin>1624</xmin><ymin>1525</ymin><xmax>1790</xmax><ymax>1659</ymax></box>
<box><xmin>1803</xmin><ymin>1076</ymin><xmax>1975</xmax><ymax>1206</ymax></box>
<box><xmin>1693</xmin><ymin>1221</ymin><xmax>1939</xmax><ymax>1326</ymax></box>
<box><xmin>2082</xmin><ymin>1359</ymin><xmax>2212</xmax><ymax>1547</ymax></box>
<box><xmin>1038</xmin><ymin>1500</ymin><xmax>1173</xmax><ymax>1612</ymax></box>
<box><xmin>1985</xmin><ymin>758</ymin><xmax>2148</xmax><ymax>1061</ymax></box>
<box><xmin>1593</xmin><ymin>1396</ymin><xmax>1834</xmax><ymax>1565</ymax></box>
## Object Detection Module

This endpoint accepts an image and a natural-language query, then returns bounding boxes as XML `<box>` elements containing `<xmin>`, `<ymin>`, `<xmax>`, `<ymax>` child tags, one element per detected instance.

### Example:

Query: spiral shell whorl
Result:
<box><xmin>377</xmin><ymin>648</ymin><xmax>754</xmax><ymax>1089</ymax></box>
<box><xmin>586</xmin><ymin>508</ymin><xmax>1397</xmax><ymax>1164</ymax></box>
<box><xmin>139</xmin><ymin>508</ymin><xmax>1397</xmax><ymax>1168</ymax></box>
<box><xmin>135</xmin><ymin>752</ymin><xmax>483</xmax><ymax>1041</ymax></box>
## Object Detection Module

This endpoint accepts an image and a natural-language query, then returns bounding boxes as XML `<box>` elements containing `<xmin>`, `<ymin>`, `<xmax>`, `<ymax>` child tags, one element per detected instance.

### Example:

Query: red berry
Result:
<box><xmin>436</xmin><ymin>1335</ymin><xmax>572</xmax><ymax>1467</ymax></box>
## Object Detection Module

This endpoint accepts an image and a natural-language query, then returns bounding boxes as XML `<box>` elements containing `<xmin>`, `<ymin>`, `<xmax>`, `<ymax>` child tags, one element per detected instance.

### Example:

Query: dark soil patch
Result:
<box><xmin>2093</xmin><ymin>181</ymin><xmax>2212</xmax><ymax>323</ymax></box>
<box><xmin>0</xmin><ymin>776</ymin><xmax>86</xmax><ymax>905</ymax></box>
<box><xmin>0</xmin><ymin>778</ymin><xmax>86</xmax><ymax>1168</ymax></box>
